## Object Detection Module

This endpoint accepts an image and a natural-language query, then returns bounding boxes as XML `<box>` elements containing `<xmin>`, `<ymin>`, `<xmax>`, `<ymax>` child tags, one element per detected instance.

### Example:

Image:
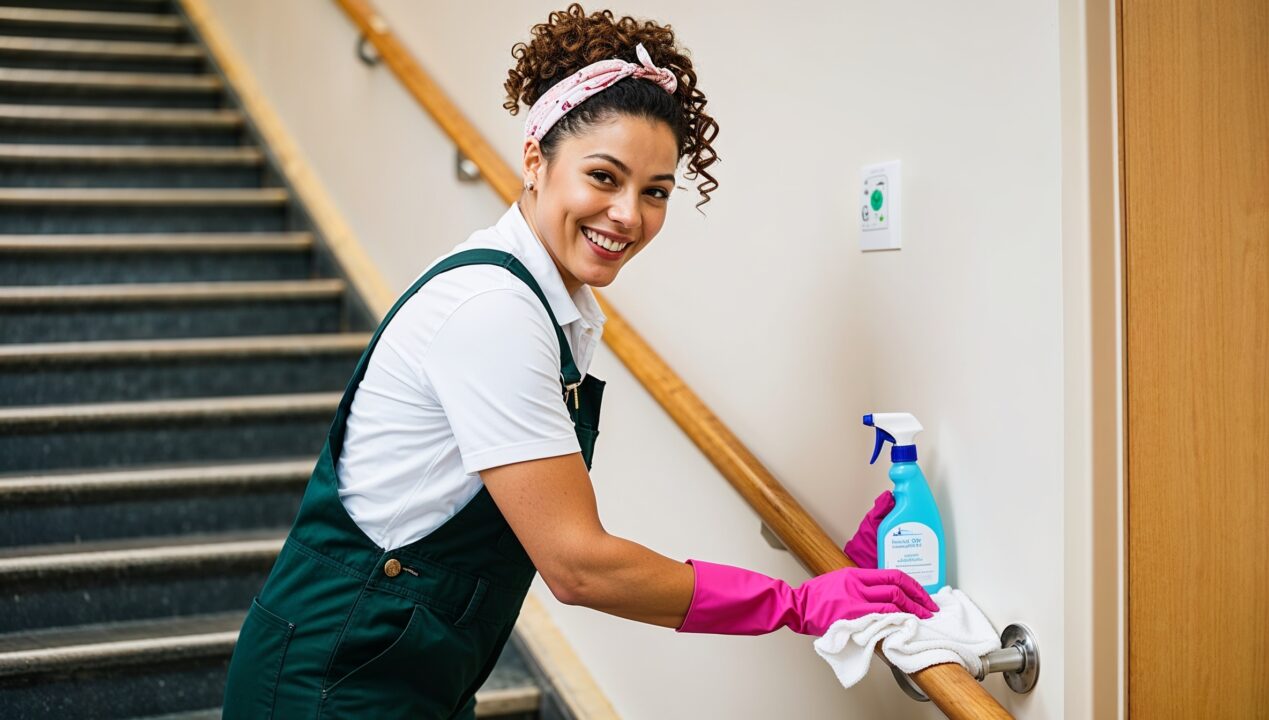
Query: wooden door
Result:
<box><xmin>1120</xmin><ymin>0</ymin><xmax>1268</xmax><ymax>716</ymax></box>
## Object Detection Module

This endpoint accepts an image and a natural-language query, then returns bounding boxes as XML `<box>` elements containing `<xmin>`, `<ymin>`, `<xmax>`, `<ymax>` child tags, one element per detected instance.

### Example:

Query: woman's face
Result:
<box><xmin>521</xmin><ymin>114</ymin><xmax>679</xmax><ymax>293</ymax></box>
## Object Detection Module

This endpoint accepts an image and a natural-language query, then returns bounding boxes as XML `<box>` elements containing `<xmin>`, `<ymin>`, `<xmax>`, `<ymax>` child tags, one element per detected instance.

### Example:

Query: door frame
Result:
<box><xmin>1062</xmin><ymin>0</ymin><xmax>1124</xmax><ymax>716</ymax></box>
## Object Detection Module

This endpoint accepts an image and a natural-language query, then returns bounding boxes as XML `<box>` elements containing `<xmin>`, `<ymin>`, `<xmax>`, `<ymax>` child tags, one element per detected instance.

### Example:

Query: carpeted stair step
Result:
<box><xmin>0</xmin><ymin>232</ymin><xmax>312</xmax><ymax>284</ymax></box>
<box><xmin>0</xmin><ymin>7</ymin><xmax>187</xmax><ymax>44</ymax></box>
<box><xmin>0</xmin><ymin>104</ymin><xmax>243</xmax><ymax>145</ymax></box>
<box><xmin>0</xmin><ymin>530</ymin><xmax>283</xmax><ymax>632</ymax></box>
<box><xmin>0</xmin><ymin>36</ymin><xmax>202</xmax><ymax>73</ymax></box>
<box><xmin>0</xmin><ymin>187</ymin><xmax>290</xmax><ymax>232</ymax></box>
<box><xmin>0</xmin><ymin>612</ymin><xmax>239</xmax><ymax>718</ymax></box>
<box><xmin>0</xmin><ymin>0</ymin><xmax>172</xmax><ymax>15</ymax></box>
<box><xmin>0</xmin><ymin>67</ymin><xmax>220</xmax><ymax>108</ymax></box>
<box><xmin>139</xmin><ymin>688</ymin><xmax>543</xmax><ymax>720</ymax></box>
<box><xmin>0</xmin><ymin>612</ymin><xmax>543</xmax><ymax>719</ymax></box>
<box><xmin>0</xmin><ymin>532</ymin><xmax>282</xmax><ymax>632</ymax></box>
<box><xmin>0</xmin><ymin>143</ymin><xmax>264</xmax><ymax>187</ymax></box>
<box><xmin>0</xmin><ymin>331</ymin><xmax>368</xmax><ymax>404</ymax></box>
<box><xmin>0</xmin><ymin>458</ymin><xmax>313</xmax><ymax>545</ymax></box>
<box><xmin>0</xmin><ymin>279</ymin><xmax>347</xmax><ymax>343</ymax></box>
<box><xmin>0</xmin><ymin>391</ymin><xmax>340</xmax><ymax>472</ymax></box>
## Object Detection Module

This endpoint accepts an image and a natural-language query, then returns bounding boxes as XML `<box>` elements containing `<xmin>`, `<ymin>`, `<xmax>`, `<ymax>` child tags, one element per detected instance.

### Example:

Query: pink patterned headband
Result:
<box><xmin>524</xmin><ymin>42</ymin><xmax>678</xmax><ymax>142</ymax></box>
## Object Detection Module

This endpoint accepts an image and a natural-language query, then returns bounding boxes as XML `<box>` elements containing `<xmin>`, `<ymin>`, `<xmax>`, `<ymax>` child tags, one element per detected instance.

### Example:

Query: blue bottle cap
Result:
<box><xmin>892</xmin><ymin>444</ymin><xmax>918</xmax><ymax>463</ymax></box>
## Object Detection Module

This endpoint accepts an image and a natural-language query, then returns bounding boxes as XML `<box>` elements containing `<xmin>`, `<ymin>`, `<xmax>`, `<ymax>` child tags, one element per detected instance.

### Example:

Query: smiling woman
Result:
<box><xmin>222</xmin><ymin>4</ymin><xmax>935</xmax><ymax>719</ymax></box>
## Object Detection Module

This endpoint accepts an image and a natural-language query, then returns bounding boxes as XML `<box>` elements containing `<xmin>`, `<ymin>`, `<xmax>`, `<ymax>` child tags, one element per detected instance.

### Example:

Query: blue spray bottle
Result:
<box><xmin>863</xmin><ymin>413</ymin><xmax>946</xmax><ymax>593</ymax></box>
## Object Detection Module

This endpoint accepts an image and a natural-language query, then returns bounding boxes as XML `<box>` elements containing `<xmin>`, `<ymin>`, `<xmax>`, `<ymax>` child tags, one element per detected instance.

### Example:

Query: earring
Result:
<box><xmin>524</xmin><ymin>179</ymin><xmax>535</xmax><ymax>191</ymax></box>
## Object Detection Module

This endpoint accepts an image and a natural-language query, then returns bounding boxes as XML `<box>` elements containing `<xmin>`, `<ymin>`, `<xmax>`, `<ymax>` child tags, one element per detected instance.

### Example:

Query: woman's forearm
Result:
<box><xmin>565</xmin><ymin>533</ymin><xmax>696</xmax><ymax>628</ymax></box>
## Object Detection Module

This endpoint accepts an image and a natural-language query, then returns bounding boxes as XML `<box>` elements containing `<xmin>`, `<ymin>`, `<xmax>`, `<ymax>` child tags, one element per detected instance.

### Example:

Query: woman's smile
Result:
<box><xmin>581</xmin><ymin>225</ymin><xmax>633</xmax><ymax>259</ymax></box>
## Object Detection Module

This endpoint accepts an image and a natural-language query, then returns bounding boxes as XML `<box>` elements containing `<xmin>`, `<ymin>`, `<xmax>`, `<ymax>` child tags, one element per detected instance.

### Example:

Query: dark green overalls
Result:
<box><xmin>223</xmin><ymin>249</ymin><xmax>605</xmax><ymax>719</ymax></box>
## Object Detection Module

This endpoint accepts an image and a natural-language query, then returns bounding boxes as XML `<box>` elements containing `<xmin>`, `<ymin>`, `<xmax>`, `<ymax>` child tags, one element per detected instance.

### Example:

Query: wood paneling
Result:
<box><xmin>1121</xmin><ymin>0</ymin><xmax>1269</xmax><ymax>715</ymax></box>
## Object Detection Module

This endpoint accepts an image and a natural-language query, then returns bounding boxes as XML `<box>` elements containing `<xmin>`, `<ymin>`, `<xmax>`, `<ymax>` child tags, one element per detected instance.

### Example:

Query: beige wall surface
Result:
<box><xmin>200</xmin><ymin>1</ymin><xmax>1105</xmax><ymax>717</ymax></box>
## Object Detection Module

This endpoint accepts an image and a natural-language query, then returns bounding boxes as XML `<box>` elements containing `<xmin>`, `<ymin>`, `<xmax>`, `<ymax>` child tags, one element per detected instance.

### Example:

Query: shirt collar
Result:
<box><xmin>494</xmin><ymin>202</ymin><xmax>607</xmax><ymax>331</ymax></box>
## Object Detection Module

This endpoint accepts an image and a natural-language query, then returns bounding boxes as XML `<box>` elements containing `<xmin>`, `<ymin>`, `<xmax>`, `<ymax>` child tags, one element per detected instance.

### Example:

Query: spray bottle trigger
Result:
<box><xmin>870</xmin><ymin>428</ymin><xmax>897</xmax><ymax>465</ymax></box>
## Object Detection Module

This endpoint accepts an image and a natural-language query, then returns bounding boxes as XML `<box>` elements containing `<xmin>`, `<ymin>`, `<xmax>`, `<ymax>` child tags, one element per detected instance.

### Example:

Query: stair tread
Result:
<box><xmin>0</xmin><ymin>143</ymin><xmax>262</xmax><ymax>163</ymax></box>
<box><xmin>0</xmin><ymin>612</ymin><xmax>240</xmax><ymax>680</ymax></box>
<box><xmin>0</xmin><ymin>231</ymin><xmax>310</xmax><ymax>253</ymax></box>
<box><xmin>0</xmin><ymin>611</ymin><xmax>242</xmax><ymax>658</ymax></box>
<box><xmin>137</xmin><ymin>687</ymin><xmax>545</xmax><ymax>720</ymax></box>
<box><xmin>0</xmin><ymin>36</ymin><xmax>202</xmax><ymax>60</ymax></box>
<box><xmin>0</xmin><ymin>187</ymin><xmax>288</xmax><ymax>204</ymax></box>
<box><xmin>0</xmin><ymin>103</ymin><xmax>241</xmax><ymax>126</ymax></box>
<box><xmin>0</xmin><ymin>525</ymin><xmax>283</xmax><ymax>566</ymax></box>
<box><xmin>131</xmin><ymin>711</ymin><xmax>221</xmax><ymax>720</ymax></box>
<box><xmin>0</xmin><ymin>67</ymin><xmax>220</xmax><ymax>91</ymax></box>
<box><xmin>0</xmin><ymin>533</ymin><xmax>284</xmax><ymax>602</ymax></box>
<box><xmin>0</xmin><ymin>390</ymin><xmax>342</xmax><ymax>427</ymax></box>
<box><xmin>0</xmin><ymin>7</ymin><xmax>183</xmax><ymax>32</ymax></box>
<box><xmin>130</xmin><ymin>685</ymin><xmax>545</xmax><ymax>719</ymax></box>
<box><xmin>0</xmin><ymin>526</ymin><xmax>284</xmax><ymax>562</ymax></box>
<box><xmin>0</xmin><ymin>457</ymin><xmax>314</xmax><ymax>503</ymax></box>
<box><xmin>0</xmin><ymin>331</ymin><xmax>368</xmax><ymax>362</ymax></box>
<box><xmin>0</xmin><ymin>278</ymin><xmax>344</xmax><ymax>304</ymax></box>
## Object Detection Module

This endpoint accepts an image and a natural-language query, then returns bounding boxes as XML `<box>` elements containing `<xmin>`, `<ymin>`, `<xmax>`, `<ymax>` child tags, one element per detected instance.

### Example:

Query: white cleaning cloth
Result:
<box><xmin>812</xmin><ymin>586</ymin><xmax>1001</xmax><ymax>689</ymax></box>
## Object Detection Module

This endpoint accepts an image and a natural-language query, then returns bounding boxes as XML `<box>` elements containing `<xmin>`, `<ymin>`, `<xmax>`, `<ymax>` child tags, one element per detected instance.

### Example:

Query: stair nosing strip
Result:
<box><xmin>0</xmin><ymin>7</ymin><xmax>185</xmax><ymax>32</ymax></box>
<box><xmin>0</xmin><ymin>459</ymin><xmax>314</xmax><ymax>504</ymax></box>
<box><xmin>0</xmin><ymin>68</ymin><xmax>220</xmax><ymax>92</ymax></box>
<box><xmin>0</xmin><ymin>234</ymin><xmax>308</xmax><ymax>253</ymax></box>
<box><xmin>0</xmin><ymin>331</ymin><xmax>368</xmax><ymax>363</ymax></box>
<box><xmin>0</xmin><ymin>630</ymin><xmax>238</xmax><ymax>678</ymax></box>
<box><xmin>0</xmin><ymin>187</ymin><xmax>288</xmax><ymax>205</ymax></box>
<box><xmin>0</xmin><ymin>536</ymin><xmax>284</xmax><ymax>582</ymax></box>
<box><xmin>0</xmin><ymin>278</ymin><xmax>345</xmax><ymax>305</ymax></box>
<box><xmin>0</xmin><ymin>103</ymin><xmax>242</xmax><ymax>127</ymax></box>
<box><xmin>0</xmin><ymin>37</ymin><xmax>202</xmax><ymax>60</ymax></box>
<box><xmin>473</xmin><ymin>687</ymin><xmax>544</xmax><ymax>715</ymax></box>
<box><xmin>0</xmin><ymin>391</ymin><xmax>341</xmax><ymax>428</ymax></box>
<box><xmin>0</xmin><ymin>143</ymin><xmax>263</xmax><ymax>164</ymax></box>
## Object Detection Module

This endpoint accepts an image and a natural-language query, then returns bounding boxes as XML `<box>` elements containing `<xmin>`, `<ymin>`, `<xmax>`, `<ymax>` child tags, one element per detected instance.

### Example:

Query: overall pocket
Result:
<box><xmin>223</xmin><ymin>596</ymin><xmax>295</xmax><ymax>720</ymax></box>
<box><xmin>323</xmin><ymin>604</ymin><xmax>426</xmax><ymax>696</ymax></box>
<box><xmin>320</xmin><ymin>602</ymin><xmax>483</xmax><ymax>719</ymax></box>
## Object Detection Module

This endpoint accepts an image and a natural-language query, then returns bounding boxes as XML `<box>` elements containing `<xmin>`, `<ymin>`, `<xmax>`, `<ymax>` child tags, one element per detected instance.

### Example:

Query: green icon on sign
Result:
<box><xmin>870</xmin><ymin>189</ymin><xmax>884</xmax><ymax>211</ymax></box>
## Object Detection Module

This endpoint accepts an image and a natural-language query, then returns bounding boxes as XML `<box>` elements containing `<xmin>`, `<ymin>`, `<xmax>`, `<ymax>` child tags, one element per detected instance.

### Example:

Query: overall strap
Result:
<box><xmin>329</xmin><ymin>249</ymin><xmax>581</xmax><ymax>452</ymax></box>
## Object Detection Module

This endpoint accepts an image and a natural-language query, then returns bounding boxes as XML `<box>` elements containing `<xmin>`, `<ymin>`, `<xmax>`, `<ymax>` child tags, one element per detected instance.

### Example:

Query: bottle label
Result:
<box><xmin>882</xmin><ymin>522</ymin><xmax>940</xmax><ymax>587</ymax></box>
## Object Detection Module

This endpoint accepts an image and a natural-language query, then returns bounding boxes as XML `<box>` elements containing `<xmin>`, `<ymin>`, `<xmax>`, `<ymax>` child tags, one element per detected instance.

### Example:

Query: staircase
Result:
<box><xmin>0</xmin><ymin>1</ymin><xmax>551</xmax><ymax>717</ymax></box>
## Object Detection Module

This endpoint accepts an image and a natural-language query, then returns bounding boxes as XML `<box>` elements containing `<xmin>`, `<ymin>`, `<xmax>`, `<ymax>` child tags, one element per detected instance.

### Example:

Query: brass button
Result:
<box><xmin>383</xmin><ymin>558</ymin><xmax>402</xmax><ymax>577</ymax></box>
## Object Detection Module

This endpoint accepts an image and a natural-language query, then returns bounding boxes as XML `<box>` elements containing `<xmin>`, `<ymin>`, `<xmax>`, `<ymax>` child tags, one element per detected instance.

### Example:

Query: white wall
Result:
<box><xmin>199</xmin><ymin>1</ymin><xmax>1106</xmax><ymax>717</ymax></box>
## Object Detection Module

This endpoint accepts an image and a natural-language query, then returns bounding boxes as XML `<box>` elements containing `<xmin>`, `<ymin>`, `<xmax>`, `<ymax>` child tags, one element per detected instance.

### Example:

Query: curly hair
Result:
<box><xmin>504</xmin><ymin>3</ymin><xmax>720</xmax><ymax>210</ymax></box>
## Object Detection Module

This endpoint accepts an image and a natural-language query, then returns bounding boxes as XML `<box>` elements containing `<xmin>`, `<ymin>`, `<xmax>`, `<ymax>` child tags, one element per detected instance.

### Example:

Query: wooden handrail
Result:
<box><xmin>333</xmin><ymin>2</ymin><xmax>1013</xmax><ymax>717</ymax></box>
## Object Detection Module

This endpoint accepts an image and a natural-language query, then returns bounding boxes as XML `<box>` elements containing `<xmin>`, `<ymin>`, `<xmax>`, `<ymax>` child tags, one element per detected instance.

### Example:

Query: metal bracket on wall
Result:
<box><xmin>356</xmin><ymin>34</ymin><xmax>380</xmax><ymax>67</ymax></box>
<box><xmin>759</xmin><ymin>522</ymin><xmax>787</xmax><ymax>552</ymax></box>
<box><xmin>892</xmin><ymin>622</ymin><xmax>1041</xmax><ymax>701</ymax></box>
<box><xmin>456</xmin><ymin>151</ymin><xmax>481</xmax><ymax>183</ymax></box>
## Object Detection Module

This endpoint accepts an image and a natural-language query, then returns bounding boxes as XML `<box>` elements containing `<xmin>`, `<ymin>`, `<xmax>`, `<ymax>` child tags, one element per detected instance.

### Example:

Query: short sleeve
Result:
<box><xmin>419</xmin><ymin>287</ymin><xmax>580</xmax><ymax>474</ymax></box>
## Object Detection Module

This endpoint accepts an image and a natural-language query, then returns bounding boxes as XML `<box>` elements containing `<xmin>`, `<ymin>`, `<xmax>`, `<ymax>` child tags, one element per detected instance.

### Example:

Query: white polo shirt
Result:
<box><xmin>335</xmin><ymin>202</ymin><xmax>606</xmax><ymax>551</ymax></box>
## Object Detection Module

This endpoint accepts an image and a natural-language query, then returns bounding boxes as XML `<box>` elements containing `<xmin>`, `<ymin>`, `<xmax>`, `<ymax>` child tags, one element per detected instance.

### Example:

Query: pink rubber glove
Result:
<box><xmin>842</xmin><ymin>490</ymin><xmax>895</xmax><ymax>569</ymax></box>
<box><xmin>675</xmin><ymin>559</ymin><xmax>937</xmax><ymax>637</ymax></box>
